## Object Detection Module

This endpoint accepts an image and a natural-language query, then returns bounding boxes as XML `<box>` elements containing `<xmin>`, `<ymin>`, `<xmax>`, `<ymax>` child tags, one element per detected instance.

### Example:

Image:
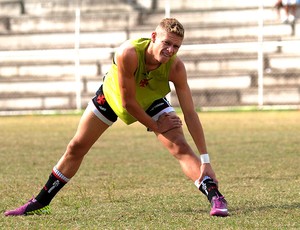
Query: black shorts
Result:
<box><xmin>88</xmin><ymin>85</ymin><xmax>175</xmax><ymax>126</ymax></box>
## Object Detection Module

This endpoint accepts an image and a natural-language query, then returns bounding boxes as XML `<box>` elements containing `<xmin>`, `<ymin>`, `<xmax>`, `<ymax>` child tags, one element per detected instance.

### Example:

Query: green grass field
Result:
<box><xmin>0</xmin><ymin>110</ymin><xmax>299</xmax><ymax>229</ymax></box>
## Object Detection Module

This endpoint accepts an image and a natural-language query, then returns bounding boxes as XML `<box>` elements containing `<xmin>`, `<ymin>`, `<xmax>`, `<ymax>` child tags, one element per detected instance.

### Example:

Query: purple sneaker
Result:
<box><xmin>4</xmin><ymin>198</ymin><xmax>50</xmax><ymax>216</ymax></box>
<box><xmin>210</xmin><ymin>196</ymin><xmax>228</xmax><ymax>217</ymax></box>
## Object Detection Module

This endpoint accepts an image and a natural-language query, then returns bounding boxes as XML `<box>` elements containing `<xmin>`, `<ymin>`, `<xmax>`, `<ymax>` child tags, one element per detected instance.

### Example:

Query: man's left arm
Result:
<box><xmin>170</xmin><ymin>58</ymin><xmax>218</xmax><ymax>183</ymax></box>
<box><xmin>170</xmin><ymin>58</ymin><xmax>207</xmax><ymax>153</ymax></box>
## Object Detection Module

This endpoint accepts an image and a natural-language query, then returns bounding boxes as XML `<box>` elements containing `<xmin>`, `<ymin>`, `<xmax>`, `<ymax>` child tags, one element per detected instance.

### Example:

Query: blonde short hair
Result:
<box><xmin>156</xmin><ymin>18</ymin><xmax>184</xmax><ymax>38</ymax></box>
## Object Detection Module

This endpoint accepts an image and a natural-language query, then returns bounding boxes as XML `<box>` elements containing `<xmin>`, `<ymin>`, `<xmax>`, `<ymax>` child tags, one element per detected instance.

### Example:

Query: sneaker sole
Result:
<box><xmin>25</xmin><ymin>205</ymin><xmax>51</xmax><ymax>215</ymax></box>
<box><xmin>210</xmin><ymin>210</ymin><xmax>229</xmax><ymax>217</ymax></box>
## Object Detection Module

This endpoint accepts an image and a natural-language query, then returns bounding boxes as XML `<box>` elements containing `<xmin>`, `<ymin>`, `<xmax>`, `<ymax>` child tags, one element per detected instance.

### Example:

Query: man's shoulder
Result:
<box><xmin>117</xmin><ymin>40</ymin><xmax>137</xmax><ymax>58</ymax></box>
<box><xmin>171</xmin><ymin>56</ymin><xmax>185</xmax><ymax>71</ymax></box>
<box><xmin>169</xmin><ymin>56</ymin><xmax>187</xmax><ymax>83</ymax></box>
<box><xmin>119</xmin><ymin>40</ymin><xmax>135</xmax><ymax>51</ymax></box>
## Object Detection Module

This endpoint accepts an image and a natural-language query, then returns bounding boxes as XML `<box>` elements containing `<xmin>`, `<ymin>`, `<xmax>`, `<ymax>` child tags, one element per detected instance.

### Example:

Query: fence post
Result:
<box><xmin>165</xmin><ymin>0</ymin><xmax>171</xmax><ymax>103</ymax></box>
<box><xmin>165</xmin><ymin>0</ymin><xmax>170</xmax><ymax>18</ymax></box>
<box><xmin>257</xmin><ymin>2</ymin><xmax>264</xmax><ymax>108</ymax></box>
<box><xmin>74</xmin><ymin>5</ymin><xmax>82</xmax><ymax>111</ymax></box>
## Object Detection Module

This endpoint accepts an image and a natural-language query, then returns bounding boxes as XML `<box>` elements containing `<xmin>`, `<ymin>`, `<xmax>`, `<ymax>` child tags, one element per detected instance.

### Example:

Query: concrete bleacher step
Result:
<box><xmin>1</xmin><ymin>48</ymin><xmax>299</xmax><ymax>79</ymax></box>
<box><xmin>0</xmin><ymin>92</ymin><xmax>93</xmax><ymax>111</ymax></box>
<box><xmin>0</xmin><ymin>31</ymin><xmax>128</xmax><ymax>51</ymax></box>
<box><xmin>0</xmin><ymin>0</ymin><xmax>131</xmax><ymax>17</ymax></box>
<box><xmin>141</xmin><ymin>6</ymin><xmax>278</xmax><ymax>25</ymax></box>
<box><xmin>24</xmin><ymin>0</ymin><xmax>133</xmax><ymax>15</ymax></box>
<box><xmin>1</xmin><ymin>21</ymin><xmax>298</xmax><ymax>51</ymax></box>
<box><xmin>2</xmin><ymin>83</ymin><xmax>299</xmax><ymax>111</ymax></box>
<box><xmin>0</xmin><ymin>0</ymin><xmax>24</xmax><ymax>17</ymax></box>
<box><xmin>241</xmin><ymin>87</ymin><xmax>300</xmax><ymax>105</ymax></box>
<box><xmin>132</xmin><ymin>22</ymin><xmax>300</xmax><ymax>42</ymax></box>
<box><xmin>183</xmin><ymin>35</ymin><xmax>282</xmax><ymax>45</ymax></box>
<box><xmin>0</xmin><ymin>0</ymin><xmax>137</xmax><ymax>35</ymax></box>
<box><xmin>185</xmin><ymin>71</ymin><xmax>255</xmax><ymax>90</ymax></box>
<box><xmin>187</xmin><ymin>69</ymin><xmax>300</xmax><ymax>85</ymax></box>
<box><xmin>263</xmin><ymin>70</ymin><xmax>300</xmax><ymax>86</ymax></box>
<box><xmin>179</xmin><ymin>51</ymin><xmax>300</xmax><ymax>73</ymax></box>
<box><xmin>184</xmin><ymin>22</ymin><xmax>299</xmax><ymax>40</ymax></box>
<box><xmin>0</xmin><ymin>62</ymin><xmax>98</xmax><ymax>78</ymax></box>
<box><xmin>268</xmin><ymin>53</ymin><xmax>300</xmax><ymax>69</ymax></box>
<box><xmin>0</xmin><ymin>74</ymin><xmax>98</xmax><ymax>110</ymax></box>
<box><xmin>0</xmin><ymin>11</ymin><xmax>138</xmax><ymax>34</ymax></box>
<box><xmin>0</xmin><ymin>48</ymin><xmax>113</xmax><ymax>77</ymax></box>
<box><xmin>0</xmin><ymin>59</ymin><xmax>109</xmax><ymax>78</ymax></box>
<box><xmin>1</xmin><ymin>68</ymin><xmax>299</xmax><ymax>96</ymax></box>
<box><xmin>1</xmin><ymin>65</ymin><xmax>299</xmax><ymax>111</ymax></box>
<box><xmin>181</xmin><ymin>54</ymin><xmax>259</xmax><ymax>73</ymax></box>
<box><xmin>150</xmin><ymin>0</ymin><xmax>276</xmax><ymax>10</ymax></box>
<box><xmin>0</xmin><ymin>0</ymin><xmax>138</xmax><ymax>36</ymax></box>
<box><xmin>171</xmin><ymin>86</ymin><xmax>300</xmax><ymax>107</ymax></box>
<box><xmin>0</xmin><ymin>92</ymin><xmax>77</xmax><ymax>111</ymax></box>
<box><xmin>0</xmin><ymin>76</ymin><xmax>101</xmax><ymax>95</ymax></box>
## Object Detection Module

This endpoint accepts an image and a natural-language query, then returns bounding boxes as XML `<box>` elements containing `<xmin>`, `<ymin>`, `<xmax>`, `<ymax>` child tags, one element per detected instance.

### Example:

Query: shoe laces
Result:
<box><xmin>212</xmin><ymin>196</ymin><xmax>227</xmax><ymax>208</ymax></box>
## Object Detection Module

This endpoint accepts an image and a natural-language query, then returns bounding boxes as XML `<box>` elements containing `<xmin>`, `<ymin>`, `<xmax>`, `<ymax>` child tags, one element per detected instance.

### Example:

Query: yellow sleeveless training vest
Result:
<box><xmin>103</xmin><ymin>38</ymin><xmax>175</xmax><ymax>124</ymax></box>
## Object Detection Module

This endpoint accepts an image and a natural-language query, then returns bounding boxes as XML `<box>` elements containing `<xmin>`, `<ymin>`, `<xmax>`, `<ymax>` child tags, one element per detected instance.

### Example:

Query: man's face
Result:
<box><xmin>152</xmin><ymin>31</ymin><xmax>183</xmax><ymax>64</ymax></box>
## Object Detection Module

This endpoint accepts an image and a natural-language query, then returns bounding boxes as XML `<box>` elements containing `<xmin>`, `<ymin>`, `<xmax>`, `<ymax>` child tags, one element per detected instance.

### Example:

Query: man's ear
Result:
<box><xmin>151</xmin><ymin>32</ymin><xmax>157</xmax><ymax>42</ymax></box>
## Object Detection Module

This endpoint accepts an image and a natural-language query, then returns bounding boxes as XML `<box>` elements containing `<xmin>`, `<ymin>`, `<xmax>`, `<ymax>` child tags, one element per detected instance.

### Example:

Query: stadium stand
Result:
<box><xmin>0</xmin><ymin>0</ymin><xmax>299</xmax><ymax>111</ymax></box>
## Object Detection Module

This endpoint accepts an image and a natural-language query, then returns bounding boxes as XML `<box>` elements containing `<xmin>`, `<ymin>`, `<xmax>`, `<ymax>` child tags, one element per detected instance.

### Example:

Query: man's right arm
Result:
<box><xmin>116</xmin><ymin>44</ymin><xmax>180</xmax><ymax>133</ymax></box>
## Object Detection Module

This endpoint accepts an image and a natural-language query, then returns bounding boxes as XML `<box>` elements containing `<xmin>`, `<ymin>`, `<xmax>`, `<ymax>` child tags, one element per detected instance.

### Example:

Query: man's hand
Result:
<box><xmin>198</xmin><ymin>163</ymin><xmax>218</xmax><ymax>184</ymax></box>
<box><xmin>156</xmin><ymin>113</ymin><xmax>182</xmax><ymax>134</ymax></box>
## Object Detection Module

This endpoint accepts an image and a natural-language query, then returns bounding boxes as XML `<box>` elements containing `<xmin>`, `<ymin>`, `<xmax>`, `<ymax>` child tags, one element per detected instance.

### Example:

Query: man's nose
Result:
<box><xmin>167</xmin><ymin>46</ymin><xmax>174</xmax><ymax>54</ymax></box>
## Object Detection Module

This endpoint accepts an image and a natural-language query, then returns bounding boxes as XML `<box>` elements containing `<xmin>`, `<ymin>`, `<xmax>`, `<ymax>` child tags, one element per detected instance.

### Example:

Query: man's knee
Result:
<box><xmin>66</xmin><ymin>138</ymin><xmax>89</xmax><ymax>157</ymax></box>
<box><xmin>168</xmin><ymin>136</ymin><xmax>191</xmax><ymax>158</ymax></box>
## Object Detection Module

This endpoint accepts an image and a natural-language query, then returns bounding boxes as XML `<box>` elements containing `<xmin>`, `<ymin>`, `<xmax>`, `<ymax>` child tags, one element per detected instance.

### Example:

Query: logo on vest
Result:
<box><xmin>139</xmin><ymin>73</ymin><xmax>152</xmax><ymax>87</ymax></box>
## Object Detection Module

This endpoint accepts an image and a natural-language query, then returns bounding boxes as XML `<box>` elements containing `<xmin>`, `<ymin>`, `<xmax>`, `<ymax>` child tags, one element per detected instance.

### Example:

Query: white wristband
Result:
<box><xmin>200</xmin><ymin>153</ymin><xmax>210</xmax><ymax>164</ymax></box>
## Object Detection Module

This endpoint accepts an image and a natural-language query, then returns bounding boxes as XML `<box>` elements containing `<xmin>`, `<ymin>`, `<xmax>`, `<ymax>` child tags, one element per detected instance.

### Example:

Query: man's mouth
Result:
<box><xmin>162</xmin><ymin>52</ymin><xmax>171</xmax><ymax>58</ymax></box>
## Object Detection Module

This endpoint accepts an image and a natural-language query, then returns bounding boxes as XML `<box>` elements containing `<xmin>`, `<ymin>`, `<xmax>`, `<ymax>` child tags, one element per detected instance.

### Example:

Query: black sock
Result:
<box><xmin>199</xmin><ymin>178</ymin><xmax>223</xmax><ymax>203</ymax></box>
<box><xmin>35</xmin><ymin>173</ymin><xmax>67</xmax><ymax>206</ymax></box>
